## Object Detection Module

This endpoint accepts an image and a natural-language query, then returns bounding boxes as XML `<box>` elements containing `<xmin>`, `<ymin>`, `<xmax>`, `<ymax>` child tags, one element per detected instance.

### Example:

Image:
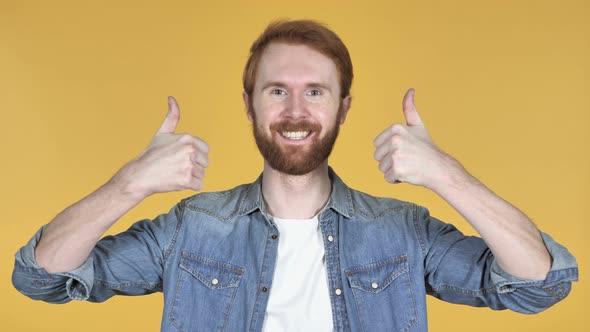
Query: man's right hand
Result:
<box><xmin>112</xmin><ymin>96</ymin><xmax>209</xmax><ymax>199</ymax></box>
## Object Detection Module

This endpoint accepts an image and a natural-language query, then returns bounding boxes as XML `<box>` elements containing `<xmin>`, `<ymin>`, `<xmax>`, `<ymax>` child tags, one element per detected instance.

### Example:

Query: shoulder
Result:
<box><xmin>347</xmin><ymin>187</ymin><xmax>418</xmax><ymax>221</ymax></box>
<box><xmin>179</xmin><ymin>182</ymin><xmax>257</xmax><ymax>222</ymax></box>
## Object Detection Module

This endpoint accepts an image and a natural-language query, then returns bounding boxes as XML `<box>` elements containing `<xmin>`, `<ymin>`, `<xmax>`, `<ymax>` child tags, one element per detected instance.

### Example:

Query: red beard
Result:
<box><xmin>250</xmin><ymin>103</ymin><xmax>342</xmax><ymax>176</ymax></box>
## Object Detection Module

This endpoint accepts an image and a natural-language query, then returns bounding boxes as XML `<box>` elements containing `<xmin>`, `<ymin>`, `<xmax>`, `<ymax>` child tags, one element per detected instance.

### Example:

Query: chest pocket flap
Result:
<box><xmin>345</xmin><ymin>254</ymin><xmax>409</xmax><ymax>293</ymax></box>
<box><xmin>179</xmin><ymin>251</ymin><xmax>244</xmax><ymax>290</ymax></box>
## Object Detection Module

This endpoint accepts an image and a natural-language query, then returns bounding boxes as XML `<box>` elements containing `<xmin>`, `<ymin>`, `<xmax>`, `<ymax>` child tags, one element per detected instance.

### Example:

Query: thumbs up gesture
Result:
<box><xmin>112</xmin><ymin>97</ymin><xmax>209</xmax><ymax>199</ymax></box>
<box><xmin>373</xmin><ymin>89</ymin><xmax>459</xmax><ymax>189</ymax></box>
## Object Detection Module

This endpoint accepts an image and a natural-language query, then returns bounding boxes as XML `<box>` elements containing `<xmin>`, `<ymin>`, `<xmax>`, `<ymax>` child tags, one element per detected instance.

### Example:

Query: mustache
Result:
<box><xmin>270</xmin><ymin>120</ymin><xmax>322</xmax><ymax>132</ymax></box>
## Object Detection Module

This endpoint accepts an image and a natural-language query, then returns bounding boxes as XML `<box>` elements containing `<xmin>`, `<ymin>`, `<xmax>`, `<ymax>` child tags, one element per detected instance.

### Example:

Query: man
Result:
<box><xmin>13</xmin><ymin>20</ymin><xmax>577</xmax><ymax>331</ymax></box>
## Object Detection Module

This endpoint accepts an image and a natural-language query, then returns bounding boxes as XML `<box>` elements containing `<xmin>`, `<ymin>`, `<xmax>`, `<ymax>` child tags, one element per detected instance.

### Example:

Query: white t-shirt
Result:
<box><xmin>261</xmin><ymin>215</ymin><xmax>334</xmax><ymax>331</ymax></box>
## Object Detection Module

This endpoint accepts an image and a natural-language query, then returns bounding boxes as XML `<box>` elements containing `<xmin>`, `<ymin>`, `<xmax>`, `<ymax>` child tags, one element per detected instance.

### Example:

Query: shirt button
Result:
<box><xmin>211</xmin><ymin>278</ymin><xmax>219</xmax><ymax>285</ymax></box>
<box><xmin>261</xmin><ymin>286</ymin><xmax>268</xmax><ymax>292</ymax></box>
<box><xmin>271</xmin><ymin>234</ymin><xmax>278</xmax><ymax>240</ymax></box>
<box><xmin>371</xmin><ymin>282</ymin><xmax>379</xmax><ymax>289</ymax></box>
<box><xmin>327</xmin><ymin>235</ymin><xmax>334</xmax><ymax>242</ymax></box>
<box><xmin>335</xmin><ymin>288</ymin><xmax>342</xmax><ymax>295</ymax></box>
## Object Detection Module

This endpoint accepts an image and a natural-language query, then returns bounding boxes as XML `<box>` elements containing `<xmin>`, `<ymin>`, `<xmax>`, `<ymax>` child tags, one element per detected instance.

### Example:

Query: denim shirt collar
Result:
<box><xmin>237</xmin><ymin>166</ymin><xmax>354</xmax><ymax>219</ymax></box>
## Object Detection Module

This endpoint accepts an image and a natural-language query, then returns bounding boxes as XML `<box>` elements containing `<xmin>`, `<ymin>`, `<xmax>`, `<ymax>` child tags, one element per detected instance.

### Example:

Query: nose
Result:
<box><xmin>283</xmin><ymin>94</ymin><xmax>308</xmax><ymax>120</ymax></box>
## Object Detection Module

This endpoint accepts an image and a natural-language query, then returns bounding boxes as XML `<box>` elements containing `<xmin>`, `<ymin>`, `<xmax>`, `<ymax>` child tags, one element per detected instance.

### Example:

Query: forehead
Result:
<box><xmin>255</xmin><ymin>42</ymin><xmax>339</xmax><ymax>89</ymax></box>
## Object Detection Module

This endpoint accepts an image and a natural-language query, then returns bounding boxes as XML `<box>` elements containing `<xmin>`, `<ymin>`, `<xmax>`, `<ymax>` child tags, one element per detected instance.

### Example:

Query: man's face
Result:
<box><xmin>245</xmin><ymin>42</ymin><xmax>351</xmax><ymax>175</ymax></box>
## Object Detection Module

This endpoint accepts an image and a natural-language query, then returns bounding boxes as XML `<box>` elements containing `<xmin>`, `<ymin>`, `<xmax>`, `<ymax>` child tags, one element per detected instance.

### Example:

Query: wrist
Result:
<box><xmin>107</xmin><ymin>162</ymin><xmax>150</xmax><ymax>203</ymax></box>
<box><xmin>428</xmin><ymin>154</ymin><xmax>474</xmax><ymax>195</ymax></box>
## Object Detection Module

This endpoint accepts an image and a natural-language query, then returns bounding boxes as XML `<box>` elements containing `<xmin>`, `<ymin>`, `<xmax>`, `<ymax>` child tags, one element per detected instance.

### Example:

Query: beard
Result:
<box><xmin>250</xmin><ymin>102</ymin><xmax>342</xmax><ymax>176</ymax></box>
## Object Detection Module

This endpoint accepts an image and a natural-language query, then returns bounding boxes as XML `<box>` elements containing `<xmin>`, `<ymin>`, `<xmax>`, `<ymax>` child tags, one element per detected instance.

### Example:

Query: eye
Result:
<box><xmin>307</xmin><ymin>89</ymin><xmax>322</xmax><ymax>96</ymax></box>
<box><xmin>271</xmin><ymin>89</ymin><xmax>286</xmax><ymax>96</ymax></box>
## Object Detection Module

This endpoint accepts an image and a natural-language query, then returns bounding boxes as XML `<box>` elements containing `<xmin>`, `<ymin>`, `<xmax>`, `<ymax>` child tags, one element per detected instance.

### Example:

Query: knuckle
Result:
<box><xmin>390</xmin><ymin>135</ymin><xmax>402</xmax><ymax>145</ymax></box>
<box><xmin>372</xmin><ymin>137</ymin><xmax>380</xmax><ymax>147</ymax></box>
<box><xmin>193</xmin><ymin>181</ymin><xmax>204</xmax><ymax>191</ymax></box>
<box><xmin>184</xmin><ymin>160</ymin><xmax>194</xmax><ymax>170</ymax></box>
<box><xmin>183</xmin><ymin>145</ymin><xmax>196</xmax><ymax>155</ymax></box>
<box><xmin>384</xmin><ymin>172</ymin><xmax>393</xmax><ymax>183</ymax></box>
<box><xmin>194</xmin><ymin>166</ymin><xmax>205</xmax><ymax>178</ymax></box>
<box><xmin>200</xmin><ymin>140</ymin><xmax>210</xmax><ymax>154</ymax></box>
<box><xmin>183</xmin><ymin>173</ymin><xmax>194</xmax><ymax>185</ymax></box>
<box><xmin>391</xmin><ymin>124</ymin><xmax>405</xmax><ymax>133</ymax></box>
<box><xmin>178</xmin><ymin>133</ymin><xmax>194</xmax><ymax>143</ymax></box>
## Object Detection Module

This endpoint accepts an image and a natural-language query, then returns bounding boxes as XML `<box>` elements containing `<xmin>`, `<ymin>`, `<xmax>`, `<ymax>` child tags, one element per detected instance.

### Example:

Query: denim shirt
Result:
<box><xmin>13</xmin><ymin>168</ymin><xmax>578</xmax><ymax>331</ymax></box>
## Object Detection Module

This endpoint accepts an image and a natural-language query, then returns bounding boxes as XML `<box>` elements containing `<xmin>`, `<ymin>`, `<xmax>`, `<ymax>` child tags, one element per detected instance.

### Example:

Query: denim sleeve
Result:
<box><xmin>416</xmin><ymin>205</ymin><xmax>579</xmax><ymax>314</ymax></box>
<box><xmin>12</xmin><ymin>203</ymin><xmax>183</xmax><ymax>304</ymax></box>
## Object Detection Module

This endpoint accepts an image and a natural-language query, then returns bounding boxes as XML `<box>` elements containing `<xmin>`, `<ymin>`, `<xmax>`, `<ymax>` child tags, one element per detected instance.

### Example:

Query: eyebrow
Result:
<box><xmin>260</xmin><ymin>81</ymin><xmax>332</xmax><ymax>93</ymax></box>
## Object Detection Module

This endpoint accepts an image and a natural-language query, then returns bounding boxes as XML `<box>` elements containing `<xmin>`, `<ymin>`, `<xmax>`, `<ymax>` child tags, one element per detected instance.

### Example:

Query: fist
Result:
<box><xmin>373</xmin><ymin>89</ymin><xmax>452</xmax><ymax>188</ymax></box>
<box><xmin>113</xmin><ymin>96</ymin><xmax>209</xmax><ymax>198</ymax></box>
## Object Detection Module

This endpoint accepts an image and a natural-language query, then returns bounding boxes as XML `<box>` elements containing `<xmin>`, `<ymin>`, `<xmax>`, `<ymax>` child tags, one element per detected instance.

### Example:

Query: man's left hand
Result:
<box><xmin>373</xmin><ymin>88</ymin><xmax>461</xmax><ymax>190</ymax></box>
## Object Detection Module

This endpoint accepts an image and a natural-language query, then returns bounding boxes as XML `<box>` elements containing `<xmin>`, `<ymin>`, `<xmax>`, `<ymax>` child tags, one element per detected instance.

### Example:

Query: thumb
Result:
<box><xmin>402</xmin><ymin>88</ymin><xmax>424</xmax><ymax>126</ymax></box>
<box><xmin>156</xmin><ymin>96</ymin><xmax>180</xmax><ymax>134</ymax></box>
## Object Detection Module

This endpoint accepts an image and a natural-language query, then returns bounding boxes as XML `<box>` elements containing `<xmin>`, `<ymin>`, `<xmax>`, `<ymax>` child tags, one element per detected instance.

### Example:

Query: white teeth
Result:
<box><xmin>281</xmin><ymin>131</ymin><xmax>311</xmax><ymax>140</ymax></box>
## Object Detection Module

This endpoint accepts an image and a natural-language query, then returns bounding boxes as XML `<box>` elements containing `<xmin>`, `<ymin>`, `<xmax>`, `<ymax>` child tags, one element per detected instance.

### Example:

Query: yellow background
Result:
<box><xmin>1</xmin><ymin>0</ymin><xmax>587</xmax><ymax>331</ymax></box>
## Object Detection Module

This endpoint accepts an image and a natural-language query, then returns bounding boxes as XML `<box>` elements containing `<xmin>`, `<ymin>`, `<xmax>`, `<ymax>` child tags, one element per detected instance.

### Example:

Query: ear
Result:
<box><xmin>243</xmin><ymin>91</ymin><xmax>253</xmax><ymax>123</ymax></box>
<box><xmin>338</xmin><ymin>95</ymin><xmax>352</xmax><ymax>125</ymax></box>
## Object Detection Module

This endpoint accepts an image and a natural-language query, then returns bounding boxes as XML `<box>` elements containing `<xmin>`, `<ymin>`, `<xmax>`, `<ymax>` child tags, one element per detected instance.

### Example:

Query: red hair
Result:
<box><xmin>243</xmin><ymin>19</ymin><xmax>353</xmax><ymax>99</ymax></box>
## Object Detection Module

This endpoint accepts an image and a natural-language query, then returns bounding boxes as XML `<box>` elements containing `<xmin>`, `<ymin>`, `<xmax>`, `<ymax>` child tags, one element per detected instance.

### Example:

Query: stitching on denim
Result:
<box><xmin>248</xmin><ymin>226</ymin><xmax>272</xmax><ymax>331</ymax></box>
<box><xmin>238</xmin><ymin>181</ymin><xmax>258</xmax><ymax>215</ymax></box>
<box><xmin>94</xmin><ymin>279</ymin><xmax>162</xmax><ymax>290</ymax></box>
<box><xmin>350</xmin><ymin>280</ymin><xmax>368</xmax><ymax>332</ymax></box>
<box><xmin>187</xmin><ymin>198</ymin><xmax>246</xmax><ymax>221</ymax></box>
<box><xmin>59</xmin><ymin>272</ymin><xmax>90</xmax><ymax>298</ymax></box>
<box><xmin>354</xmin><ymin>204</ymin><xmax>407</xmax><ymax>221</ymax></box>
<box><xmin>344</xmin><ymin>185</ymin><xmax>353</xmax><ymax>216</ymax></box>
<box><xmin>348</xmin><ymin>266</ymin><xmax>409</xmax><ymax>292</ymax></box>
<box><xmin>345</xmin><ymin>255</ymin><xmax>408</xmax><ymax>274</ymax></box>
<box><xmin>543</xmin><ymin>267</ymin><xmax>579</xmax><ymax>287</ymax></box>
<box><xmin>164</xmin><ymin>201</ymin><xmax>185</xmax><ymax>263</ymax></box>
<box><xmin>169</xmin><ymin>271</ymin><xmax>185</xmax><ymax>331</ymax></box>
<box><xmin>185</xmin><ymin>204</ymin><xmax>240</xmax><ymax>222</ymax></box>
<box><xmin>334</xmin><ymin>217</ymin><xmax>350</xmax><ymax>332</ymax></box>
<box><xmin>404</xmin><ymin>261</ymin><xmax>419</xmax><ymax>331</ymax></box>
<box><xmin>433</xmin><ymin>283</ymin><xmax>498</xmax><ymax>296</ymax></box>
<box><xmin>180</xmin><ymin>251</ymin><xmax>245</xmax><ymax>276</ymax></box>
<box><xmin>323</xmin><ymin>215</ymin><xmax>346</xmax><ymax>331</ymax></box>
<box><xmin>411</xmin><ymin>204</ymin><xmax>427</xmax><ymax>258</ymax></box>
<box><xmin>221</xmin><ymin>286</ymin><xmax>239</xmax><ymax>331</ymax></box>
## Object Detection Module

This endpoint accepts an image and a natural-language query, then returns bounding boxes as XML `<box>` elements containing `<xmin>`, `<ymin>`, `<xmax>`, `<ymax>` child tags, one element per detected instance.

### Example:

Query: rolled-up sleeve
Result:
<box><xmin>12</xmin><ymin>203</ymin><xmax>183</xmax><ymax>304</ymax></box>
<box><xmin>418</xmin><ymin>205</ymin><xmax>578</xmax><ymax>314</ymax></box>
<box><xmin>487</xmin><ymin>232</ymin><xmax>579</xmax><ymax>313</ymax></box>
<box><xmin>12</xmin><ymin>224</ymin><xmax>95</xmax><ymax>303</ymax></box>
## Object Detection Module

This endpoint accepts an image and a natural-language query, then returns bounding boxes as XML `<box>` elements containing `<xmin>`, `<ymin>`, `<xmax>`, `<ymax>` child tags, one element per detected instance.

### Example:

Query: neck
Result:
<box><xmin>261</xmin><ymin>161</ymin><xmax>332</xmax><ymax>219</ymax></box>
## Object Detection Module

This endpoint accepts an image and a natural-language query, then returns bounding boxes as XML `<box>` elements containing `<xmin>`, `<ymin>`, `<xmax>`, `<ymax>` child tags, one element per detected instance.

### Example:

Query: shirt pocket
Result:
<box><xmin>345</xmin><ymin>254</ymin><xmax>417</xmax><ymax>332</ymax></box>
<box><xmin>169</xmin><ymin>251</ymin><xmax>244</xmax><ymax>332</ymax></box>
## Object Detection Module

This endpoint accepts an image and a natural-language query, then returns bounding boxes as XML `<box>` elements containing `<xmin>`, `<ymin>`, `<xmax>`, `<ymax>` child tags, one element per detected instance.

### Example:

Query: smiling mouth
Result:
<box><xmin>280</xmin><ymin>131</ymin><xmax>312</xmax><ymax>140</ymax></box>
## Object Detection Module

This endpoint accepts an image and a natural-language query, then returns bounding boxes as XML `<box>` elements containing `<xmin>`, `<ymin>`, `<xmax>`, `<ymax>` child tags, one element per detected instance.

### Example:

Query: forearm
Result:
<box><xmin>430</xmin><ymin>157</ymin><xmax>552</xmax><ymax>280</ymax></box>
<box><xmin>35</xmin><ymin>173</ymin><xmax>144</xmax><ymax>273</ymax></box>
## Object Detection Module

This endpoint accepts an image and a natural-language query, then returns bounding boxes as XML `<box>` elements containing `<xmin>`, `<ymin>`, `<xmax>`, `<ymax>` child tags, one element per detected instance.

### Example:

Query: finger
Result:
<box><xmin>187</xmin><ymin>177</ymin><xmax>204</xmax><ymax>191</ymax></box>
<box><xmin>157</xmin><ymin>96</ymin><xmax>181</xmax><ymax>134</ymax></box>
<box><xmin>192</xmin><ymin>152</ymin><xmax>209</xmax><ymax>168</ymax></box>
<box><xmin>190</xmin><ymin>164</ymin><xmax>205</xmax><ymax>179</ymax></box>
<box><xmin>373</xmin><ymin>141</ymin><xmax>393</xmax><ymax>161</ymax></box>
<box><xmin>378</xmin><ymin>155</ymin><xmax>393</xmax><ymax>174</ymax></box>
<box><xmin>402</xmin><ymin>88</ymin><xmax>424</xmax><ymax>126</ymax></box>
<box><xmin>373</xmin><ymin>126</ymin><xmax>394</xmax><ymax>148</ymax></box>
<box><xmin>193</xmin><ymin>137</ymin><xmax>210</xmax><ymax>155</ymax></box>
